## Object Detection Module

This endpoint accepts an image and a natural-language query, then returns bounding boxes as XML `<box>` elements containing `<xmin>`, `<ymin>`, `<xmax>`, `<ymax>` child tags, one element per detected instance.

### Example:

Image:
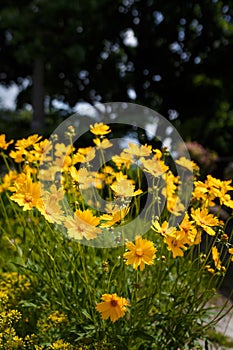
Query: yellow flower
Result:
<box><xmin>0</xmin><ymin>170</ymin><xmax>18</xmax><ymax>193</ymax></box>
<box><xmin>73</xmin><ymin>147</ymin><xmax>96</xmax><ymax>163</ymax></box>
<box><xmin>141</xmin><ymin>157</ymin><xmax>169</xmax><ymax>177</ymax></box>
<box><xmin>179</xmin><ymin>213</ymin><xmax>198</xmax><ymax>245</ymax></box>
<box><xmin>164</xmin><ymin>231</ymin><xmax>187</xmax><ymax>258</ymax></box>
<box><xmin>38</xmin><ymin>187</ymin><xmax>64</xmax><ymax>224</ymax></box>
<box><xmin>93</xmin><ymin>138</ymin><xmax>112</xmax><ymax>149</ymax></box>
<box><xmin>151</xmin><ymin>220</ymin><xmax>177</xmax><ymax>237</ymax></box>
<box><xmin>10</xmin><ymin>175</ymin><xmax>42</xmax><ymax>211</ymax></box>
<box><xmin>111</xmin><ymin>178</ymin><xmax>142</xmax><ymax>197</ymax></box>
<box><xmin>90</xmin><ymin>122</ymin><xmax>111</xmax><ymax>135</ymax></box>
<box><xmin>0</xmin><ymin>134</ymin><xmax>14</xmax><ymax>150</ymax></box>
<box><xmin>112</xmin><ymin>151</ymin><xmax>133</xmax><ymax>169</ymax></box>
<box><xmin>191</xmin><ymin>207</ymin><xmax>219</xmax><ymax>236</ymax></box>
<box><xmin>212</xmin><ymin>246</ymin><xmax>221</xmax><ymax>270</ymax></box>
<box><xmin>162</xmin><ymin>171</ymin><xmax>180</xmax><ymax>198</ymax></box>
<box><xmin>217</xmin><ymin>180</ymin><xmax>233</xmax><ymax>209</ymax></box>
<box><xmin>124</xmin><ymin>142</ymin><xmax>152</xmax><ymax>157</ymax></box>
<box><xmin>9</xmin><ymin>149</ymin><xmax>26</xmax><ymax>163</ymax></box>
<box><xmin>123</xmin><ymin>236</ymin><xmax>157</xmax><ymax>271</ymax></box>
<box><xmin>100</xmin><ymin>207</ymin><xmax>129</xmax><ymax>227</ymax></box>
<box><xmin>153</xmin><ymin>149</ymin><xmax>163</xmax><ymax>159</ymax></box>
<box><xmin>64</xmin><ymin>209</ymin><xmax>101</xmax><ymax>240</ymax></box>
<box><xmin>193</xmin><ymin>175</ymin><xmax>221</xmax><ymax>202</ymax></box>
<box><xmin>228</xmin><ymin>248</ymin><xmax>233</xmax><ymax>262</ymax></box>
<box><xmin>15</xmin><ymin>134</ymin><xmax>42</xmax><ymax>150</ymax></box>
<box><xmin>166</xmin><ymin>196</ymin><xmax>185</xmax><ymax>216</ymax></box>
<box><xmin>96</xmin><ymin>293</ymin><xmax>128</xmax><ymax>322</ymax></box>
<box><xmin>175</xmin><ymin>157</ymin><xmax>199</xmax><ymax>172</ymax></box>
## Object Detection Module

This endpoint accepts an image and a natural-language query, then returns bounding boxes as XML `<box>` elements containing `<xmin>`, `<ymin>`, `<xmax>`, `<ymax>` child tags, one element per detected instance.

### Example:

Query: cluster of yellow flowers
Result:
<box><xmin>1</xmin><ymin>123</ymin><xmax>233</xmax><ymax>325</ymax></box>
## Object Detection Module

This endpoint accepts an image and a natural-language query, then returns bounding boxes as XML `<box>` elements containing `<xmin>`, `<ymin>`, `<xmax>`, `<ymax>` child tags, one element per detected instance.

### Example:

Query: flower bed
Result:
<box><xmin>0</xmin><ymin>124</ymin><xmax>233</xmax><ymax>349</ymax></box>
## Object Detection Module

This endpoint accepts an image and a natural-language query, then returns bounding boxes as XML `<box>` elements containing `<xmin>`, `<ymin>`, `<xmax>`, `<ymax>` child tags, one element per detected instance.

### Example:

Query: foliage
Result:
<box><xmin>0</xmin><ymin>1</ymin><xmax>233</xmax><ymax>154</ymax></box>
<box><xmin>0</xmin><ymin>124</ymin><xmax>233</xmax><ymax>349</ymax></box>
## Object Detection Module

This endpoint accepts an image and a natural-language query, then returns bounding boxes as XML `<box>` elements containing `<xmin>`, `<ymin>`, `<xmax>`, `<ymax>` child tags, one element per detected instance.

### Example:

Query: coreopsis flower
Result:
<box><xmin>179</xmin><ymin>213</ymin><xmax>198</xmax><ymax>245</ymax></box>
<box><xmin>124</xmin><ymin>142</ymin><xmax>152</xmax><ymax>157</ymax></box>
<box><xmin>175</xmin><ymin>157</ymin><xmax>199</xmax><ymax>172</ymax></box>
<box><xmin>164</xmin><ymin>231</ymin><xmax>187</xmax><ymax>258</ymax></box>
<box><xmin>70</xmin><ymin>167</ymin><xmax>92</xmax><ymax>189</ymax></box>
<box><xmin>64</xmin><ymin>209</ymin><xmax>101</xmax><ymax>240</ymax></box>
<box><xmin>191</xmin><ymin>207</ymin><xmax>219</xmax><ymax>236</ymax></box>
<box><xmin>10</xmin><ymin>176</ymin><xmax>42</xmax><ymax>211</ymax></box>
<box><xmin>162</xmin><ymin>171</ymin><xmax>180</xmax><ymax>198</ymax></box>
<box><xmin>123</xmin><ymin>236</ymin><xmax>157</xmax><ymax>271</ymax></box>
<box><xmin>38</xmin><ymin>186</ymin><xmax>64</xmax><ymax>224</ymax></box>
<box><xmin>193</xmin><ymin>175</ymin><xmax>221</xmax><ymax>202</ymax></box>
<box><xmin>9</xmin><ymin>149</ymin><xmax>25</xmax><ymax>163</ymax></box>
<box><xmin>111</xmin><ymin>178</ymin><xmax>142</xmax><ymax>198</ymax></box>
<box><xmin>153</xmin><ymin>149</ymin><xmax>163</xmax><ymax>159</ymax></box>
<box><xmin>96</xmin><ymin>293</ymin><xmax>128</xmax><ymax>322</ymax></box>
<box><xmin>0</xmin><ymin>134</ymin><xmax>14</xmax><ymax>150</ymax></box>
<box><xmin>0</xmin><ymin>170</ymin><xmax>18</xmax><ymax>193</ymax></box>
<box><xmin>140</xmin><ymin>157</ymin><xmax>169</xmax><ymax>177</ymax></box>
<box><xmin>217</xmin><ymin>180</ymin><xmax>233</xmax><ymax>209</ymax></box>
<box><xmin>33</xmin><ymin>139</ymin><xmax>52</xmax><ymax>159</ymax></box>
<box><xmin>101</xmin><ymin>166</ymin><xmax>115</xmax><ymax>185</ymax></box>
<box><xmin>100</xmin><ymin>207</ymin><xmax>129</xmax><ymax>227</ymax></box>
<box><xmin>228</xmin><ymin>248</ymin><xmax>233</xmax><ymax>262</ymax></box>
<box><xmin>54</xmin><ymin>143</ymin><xmax>72</xmax><ymax>158</ymax></box>
<box><xmin>212</xmin><ymin>246</ymin><xmax>221</xmax><ymax>270</ymax></box>
<box><xmin>73</xmin><ymin>147</ymin><xmax>96</xmax><ymax>163</ymax></box>
<box><xmin>93</xmin><ymin>138</ymin><xmax>112</xmax><ymax>149</ymax></box>
<box><xmin>151</xmin><ymin>220</ymin><xmax>177</xmax><ymax>237</ymax></box>
<box><xmin>15</xmin><ymin>134</ymin><xmax>42</xmax><ymax>150</ymax></box>
<box><xmin>90</xmin><ymin>122</ymin><xmax>111</xmax><ymax>136</ymax></box>
<box><xmin>112</xmin><ymin>151</ymin><xmax>133</xmax><ymax>169</ymax></box>
<box><xmin>167</xmin><ymin>196</ymin><xmax>185</xmax><ymax>216</ymax></box>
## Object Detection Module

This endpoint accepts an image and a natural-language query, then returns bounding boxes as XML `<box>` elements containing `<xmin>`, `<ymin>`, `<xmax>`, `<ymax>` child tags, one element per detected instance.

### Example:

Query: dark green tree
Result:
<box><xmin>0</xmin><ymin>0</ymin><xmax>233</xmax><ymax>155</ymax></box>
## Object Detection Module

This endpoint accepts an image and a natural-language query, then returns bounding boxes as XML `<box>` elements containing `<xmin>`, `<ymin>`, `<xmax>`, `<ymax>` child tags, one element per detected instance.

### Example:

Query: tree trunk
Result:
<box><xmin>31</xmin><ymin>58</ymin><xmax>45</xmax><ymax>132</ymax></box>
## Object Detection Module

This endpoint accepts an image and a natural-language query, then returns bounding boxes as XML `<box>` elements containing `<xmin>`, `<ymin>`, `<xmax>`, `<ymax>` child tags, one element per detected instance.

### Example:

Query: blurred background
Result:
<box><xmin>0</xmin><ymin>0</ymin><xmax>233</xmax><ymax>178</ymax></box>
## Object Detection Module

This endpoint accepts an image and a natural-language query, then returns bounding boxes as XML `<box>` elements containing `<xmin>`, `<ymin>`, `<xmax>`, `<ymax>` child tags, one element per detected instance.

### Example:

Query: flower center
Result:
<box><xmin>24</xmin><ymin>194</ymin><xmax>33</xmax><ymax>203</ymax></box>
<box><xmin>110</xmin><ymin>299</ymin><xmax>118</xmax><ymax>307</ymax></box>
<box><xmin>135</xmin><ymin>248</ymin><xmax>143</xmax><ymax>257</ymax></box>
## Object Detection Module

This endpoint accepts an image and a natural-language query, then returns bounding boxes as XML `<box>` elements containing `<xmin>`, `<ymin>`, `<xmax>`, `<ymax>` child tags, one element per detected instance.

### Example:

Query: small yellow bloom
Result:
<box><xmin>164</xmin><ymin>231</ymin><xmax>187</xmax><ymax>258</ymax></box>
<box><xmin>73</xmin><ymin>147</ymin><xmax>96</xmax><ymax>163</ymax></box>
<box><xmin>111</xmin><ymin>178</ymin><xmax>142</xmax><ymax>197</ymax></box>
<box><xmin>0</xmin><ymin>134</ymin><xmax>14</xmax><ymax>150</ymax></box>
<box><xmin>141</xmin><ymin>157</ymin><xmax>169</xmax><ymax>177</ymax></box>
<box><xmin>151</xmin><ymin>220</ymin><xmax>177</xmax><ymax>237</ymax></box>
<box><xmin>167</xmin><ymin>196</ymin><xmax>185</xmax><ymax>216</ymax></box>
<box><xmin>90</xmin><ymin>122</ymin><xmax>111</xmax><ymax>135</ymax></box>
<box><xmin>96</xmin><ymin>293</ymin><xmax>128</xmax><ymax>322</ymax></box>
<box><xmin>112</xmin><ymin>151</ymin><xmax>133</xmax><ymax>169</ymax></box>
<box><xmin>10</xmin><ymin>175</ymin><xmax>42</xmax><ymax>211</ymax></box>
<box><xmin>0</xmin><ymin>170</ymin><xmax>18</xmax><ymax>193</ymax></box>
<box><xmin>15</xmin><ymin>134</ymin><xmax>42</xmax><ymax>150</ymax></box>
<box><xmin>228</xmin><ymin>248</ymin><xmax>233</xmax><ymax>262</ymax></box>
<box><xmin>93</xmin><ymin>138</ymin><xmax>112</xmax><ymax>149</ymax></box>
<box><xmin>9</xmin><ymin>149</ymin><xmax>25</xmax><ymax>163</ymax></box>
<box><xmin>212</xmin><ymin>246</ymin><xmax>221</xmax><ymax>270</ymax></box>
<box><xmin>39</xmin><ymin>193</ymin><xmax>64</xmax><ymax>224</ymax></box>
<box><xmin>100</xmin><ymin>207</ymin><xmax>129</xmax><ymax>227</ymax></box>
<box><xmin>191</xmin><ymin>207</ymin><xmax>219</xmax><ymax>236</ymax></box>
<box><xmin>179</xmin><ymin>213</ymin><xmax>198</xmax><ymax>245</ymax></box>
<box><xmin>175</xmin><ymin>157</ymin><xmax>199</xmax><ymax>172</ymax></box>
<box><xmin>64</xmin><ymin>209</ymin><xmax>101</xmax><ymax>240</ymax></box>
<box><xmin>124</xmin><ymin>142</ymin><xmax>152</xmax><ymax>157</ymax></box>
<box><xmin>123</xmin><ymin>236</ymin><xmax>157</xmax><ymax>271</ymax></box>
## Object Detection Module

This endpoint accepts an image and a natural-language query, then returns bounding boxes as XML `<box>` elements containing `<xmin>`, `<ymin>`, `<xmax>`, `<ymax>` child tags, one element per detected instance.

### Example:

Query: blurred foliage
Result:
<box><xmin>0</xmin><ymin>0</ymin><xmax>233</xmax><ymax>156</ymax></box>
